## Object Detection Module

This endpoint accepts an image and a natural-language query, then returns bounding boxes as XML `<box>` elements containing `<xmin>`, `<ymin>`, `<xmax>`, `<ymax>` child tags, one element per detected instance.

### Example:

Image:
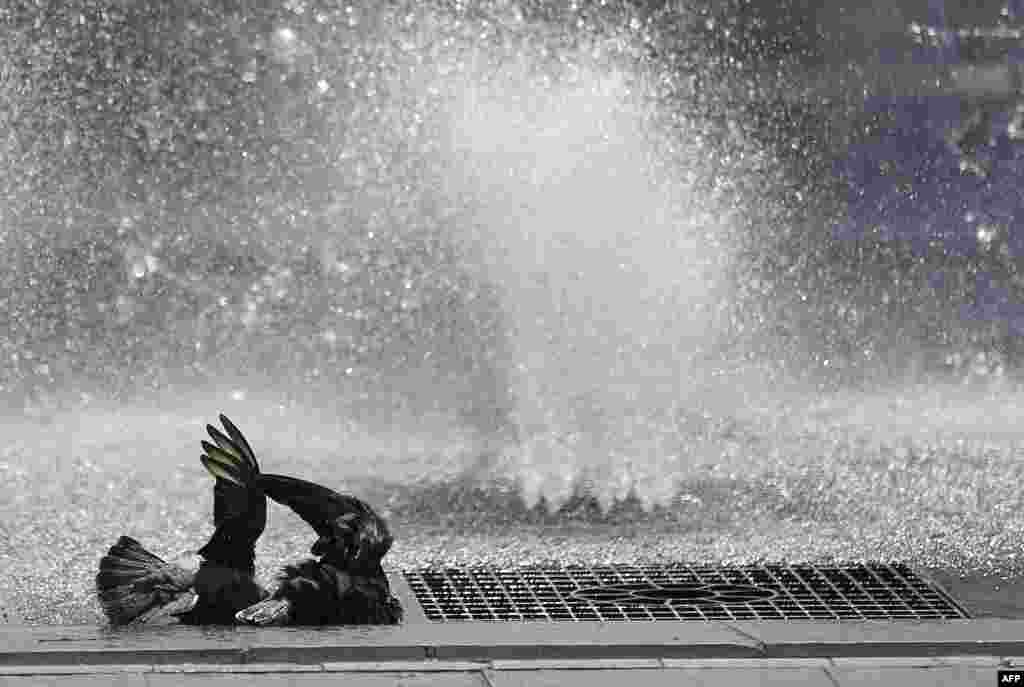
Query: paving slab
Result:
<box><xmin>684</xmin><ymin>668</ymin><xmax>836</xmax><ymax>686</ymax></box>
<box><xmin>148</xmin><ymin>662</ymin><xmax>326</xmax><ymax>673</ymax></box>
<box><xmin>488</xmin><ymin>667</ymin><xmax>837</xmax><ymax>686</ymax></box>
<box><xmin>6</xmin><ymin>620</ymin><xmax>1024</xmax><ymax>686</ymax></box>
<box><xmin>489</xmin><ymin>659</ymin><xmax>663</xmax><ymax>670</ymax></box>
<box><xmin>321</xmin><ymin>661</ymin><xmax>488</xmax><ymax>672</ymax></box>
<box><xmin>0</xmin><ymin>677</ymin><xmax>146</xmax><ymax>687</ymax></box>
<box><xmin>728</xmin><ymin>619</ymin><xmax>1024</xmax><ymax>657</ymax></box>
<box><xmin>405</xmin><ymin>622</ymin><xmax>760</xmax><ymax>661</ymax></box>
<box><xmin>661</xmin><ymin>657</ymin><xmax>832</xmax><ymax>669</ymax></box>
<box><xmin>486</xmin><ymin>669</ymin><xmax>700</xmax><ymax>687</ymax></box>
<box><xmin>828</xmin><ymin>664</ymin><xmax>993</xmax><ymax>686</ymax></box>
<box><xmin>0</xmin><ymin>665</ymin><xmax>152</xmax><ymax>675</ymax></box>
<box><xmin>0</xmin><ymin>657</ymin><xmax>1013</xmax><ymax>687</ymax></box>
<box><xmin>829</xmin><ymin>655</ymin><xmax>1002</xmax><ymax>668</ymax></box>
<box><xmin>143</xmin><ymin>675</ymin><xmax>486</xmax><ymax>687</ymax></box>
<box><xmin>0</xmin><ymin>623</ymin><xmax>761</xmax><ymax>666</ymax></box>
<box><xmin>0</xmin><ymin>626</ymin><xmax>247</xmax><ymax>666</ymax></box>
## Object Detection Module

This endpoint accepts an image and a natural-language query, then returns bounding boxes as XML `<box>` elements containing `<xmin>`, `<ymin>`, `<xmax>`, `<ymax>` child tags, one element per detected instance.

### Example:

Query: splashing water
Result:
<box><xmin>437</xmin><ymin>54</ymin><xmax>738</xmax><ymax>508</ymax></box>
<box><xmin>0</xmin><ymin>0</ymin><xmax>765</xmax><ymax>512</ymax></box>
<box><xmin>5</xmin><ymin>0</ymin><xmax>1018</xmax><ymax>519</ymax></box>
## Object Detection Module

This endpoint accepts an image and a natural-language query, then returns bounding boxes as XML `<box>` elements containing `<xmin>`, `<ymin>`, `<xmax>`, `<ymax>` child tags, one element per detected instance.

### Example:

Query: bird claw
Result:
<box><xmin>236</xmin><ymin>599</ymin><xmax>291</xmax><ymax>626</ymax></box>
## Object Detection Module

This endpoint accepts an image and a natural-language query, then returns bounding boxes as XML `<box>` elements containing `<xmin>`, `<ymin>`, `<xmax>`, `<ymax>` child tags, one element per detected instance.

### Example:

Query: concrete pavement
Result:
<box><xmin>3</xmin><ymin>620</ymin><xmax>1024</xmax><ymax>686</ymax></box>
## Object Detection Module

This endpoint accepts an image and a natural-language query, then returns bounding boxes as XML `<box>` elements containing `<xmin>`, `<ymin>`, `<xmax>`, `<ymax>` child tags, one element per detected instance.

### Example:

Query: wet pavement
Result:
<box><xmin>1</xmin><ymin>621</ymin><xmax>1022</xmax><ymax>686</ymax></box>
<box><xmin>0</xmin><ymin>657</ymin><xmax>1002</xmax><ymax>687</ymax></box>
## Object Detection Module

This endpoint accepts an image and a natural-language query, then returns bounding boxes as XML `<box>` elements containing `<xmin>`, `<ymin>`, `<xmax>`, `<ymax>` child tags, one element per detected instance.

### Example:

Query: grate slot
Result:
<box><xmin>402</xmin><ymin>563</ymin><xmax>969</xmax><ymax>623</ymax></box>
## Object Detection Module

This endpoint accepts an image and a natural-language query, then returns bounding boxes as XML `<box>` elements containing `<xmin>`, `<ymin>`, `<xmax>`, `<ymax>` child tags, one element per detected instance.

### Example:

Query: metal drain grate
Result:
<box><xmin>402</xmin><ymin>563</ymin><xmax>969</xmax><ymax>622</ymax></box>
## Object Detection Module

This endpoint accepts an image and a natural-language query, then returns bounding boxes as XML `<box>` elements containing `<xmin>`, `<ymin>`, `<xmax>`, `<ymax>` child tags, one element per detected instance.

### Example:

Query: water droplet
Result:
<box><xmin>977</xmin><ymin>224</ymin><xmax>997</xmax><ymax>247</ymax></box>
<box><xmin>276</xmin><ymin>26</ymin><xmax>297</xmax><ymax>44</ymax></box>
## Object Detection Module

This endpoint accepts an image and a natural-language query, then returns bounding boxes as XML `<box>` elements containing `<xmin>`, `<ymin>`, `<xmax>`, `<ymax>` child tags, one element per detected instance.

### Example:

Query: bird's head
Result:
<box><xmin>311</xmin><ymin>511</ymin><xmax>393</xmax><ymax>571</ymax></box>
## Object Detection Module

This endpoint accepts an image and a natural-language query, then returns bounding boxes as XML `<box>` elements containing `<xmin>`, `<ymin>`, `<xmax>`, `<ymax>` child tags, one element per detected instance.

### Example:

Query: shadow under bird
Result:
<box><xmin>200</xmin><ymin>434</ymin><xmax>403</xmax><ymax>626</ymax></box>
<box><xmin>95</xmin><ymin>415</ymin><xmax>268</xmax><ymax>625</ymax></box>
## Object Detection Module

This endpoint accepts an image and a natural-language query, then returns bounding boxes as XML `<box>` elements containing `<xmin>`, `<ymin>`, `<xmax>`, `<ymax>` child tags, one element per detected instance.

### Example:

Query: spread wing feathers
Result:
<box><xmin>235</xmin><ymin>560</ymin><xmax>402</xmax><ymax>626</ymax></box>
<box><xmin>216</xmin><ymin>414</ymin><xmax>258</xmax><ymax>470</ymax></box>
<box><xmin>255</xmin><ymin>473</ymin><xmax>365</xmax><ymax>534</ymax></box>
<box><xmin>200</xmin><ymin>414</ymin><xmax>260</xmax><ymax>491</ymax></box>
<box><xmin>96</xmin><ymin>536</ymin><xmax>196</xmax><ymax>626</ymax></box>
<box><xmin>255</xmin><ymin>473</ymin><xmax>393</xmax><ymax>567</ymax></box>
<box><xmin>199</xmin><ymin>415</ymin><xmax>266</xmax><ymax>540</ymax></box>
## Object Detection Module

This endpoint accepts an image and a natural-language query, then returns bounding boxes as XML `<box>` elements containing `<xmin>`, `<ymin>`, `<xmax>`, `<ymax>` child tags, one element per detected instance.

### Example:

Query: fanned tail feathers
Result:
<box><xmin>95</xmin><ymin>536</ymin><xmax>195</xmax><ymax>625</ymax></box>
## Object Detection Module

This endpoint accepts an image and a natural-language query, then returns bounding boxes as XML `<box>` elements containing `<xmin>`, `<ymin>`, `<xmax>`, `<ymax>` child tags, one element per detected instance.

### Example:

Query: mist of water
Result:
<box><xmin>433</xmin><ymin>50</ymin><xmax>742</xmax><ymax>508</ymax></box>
<box><xmin>10</xmin><ymin>0</ymin><xmax>1009</xmax><ymax>516</ymax></box>
<box><xmin>0</xmin><ymin>0</ymin><xmax>776</xmax><ymax>509</ymax></box>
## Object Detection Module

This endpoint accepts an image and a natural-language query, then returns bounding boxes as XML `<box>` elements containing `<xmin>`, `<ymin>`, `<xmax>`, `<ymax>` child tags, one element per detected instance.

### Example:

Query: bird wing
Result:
<box><xmin>202</xmin><ymin>414</ymin><xmax>259</xmax><ymax>486</ymax></box>
<box><xmin>256</xmin><ymin>473</ymin><xmax>368</xmax><ymax>536</ymax></box>
<box><xmin>256</xmin><ymin>473</ymin><xmax>392</xmax><ymax>568</ymax></box>
<box><xmin>196</xmin><ymin>415</ymin><xmax>267</xmax><ymax>566</ymax></box>
<box><xmin>201</xmin><ymin>414</ymin><xmax>262</xmax><ymax>528</ymax></box>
